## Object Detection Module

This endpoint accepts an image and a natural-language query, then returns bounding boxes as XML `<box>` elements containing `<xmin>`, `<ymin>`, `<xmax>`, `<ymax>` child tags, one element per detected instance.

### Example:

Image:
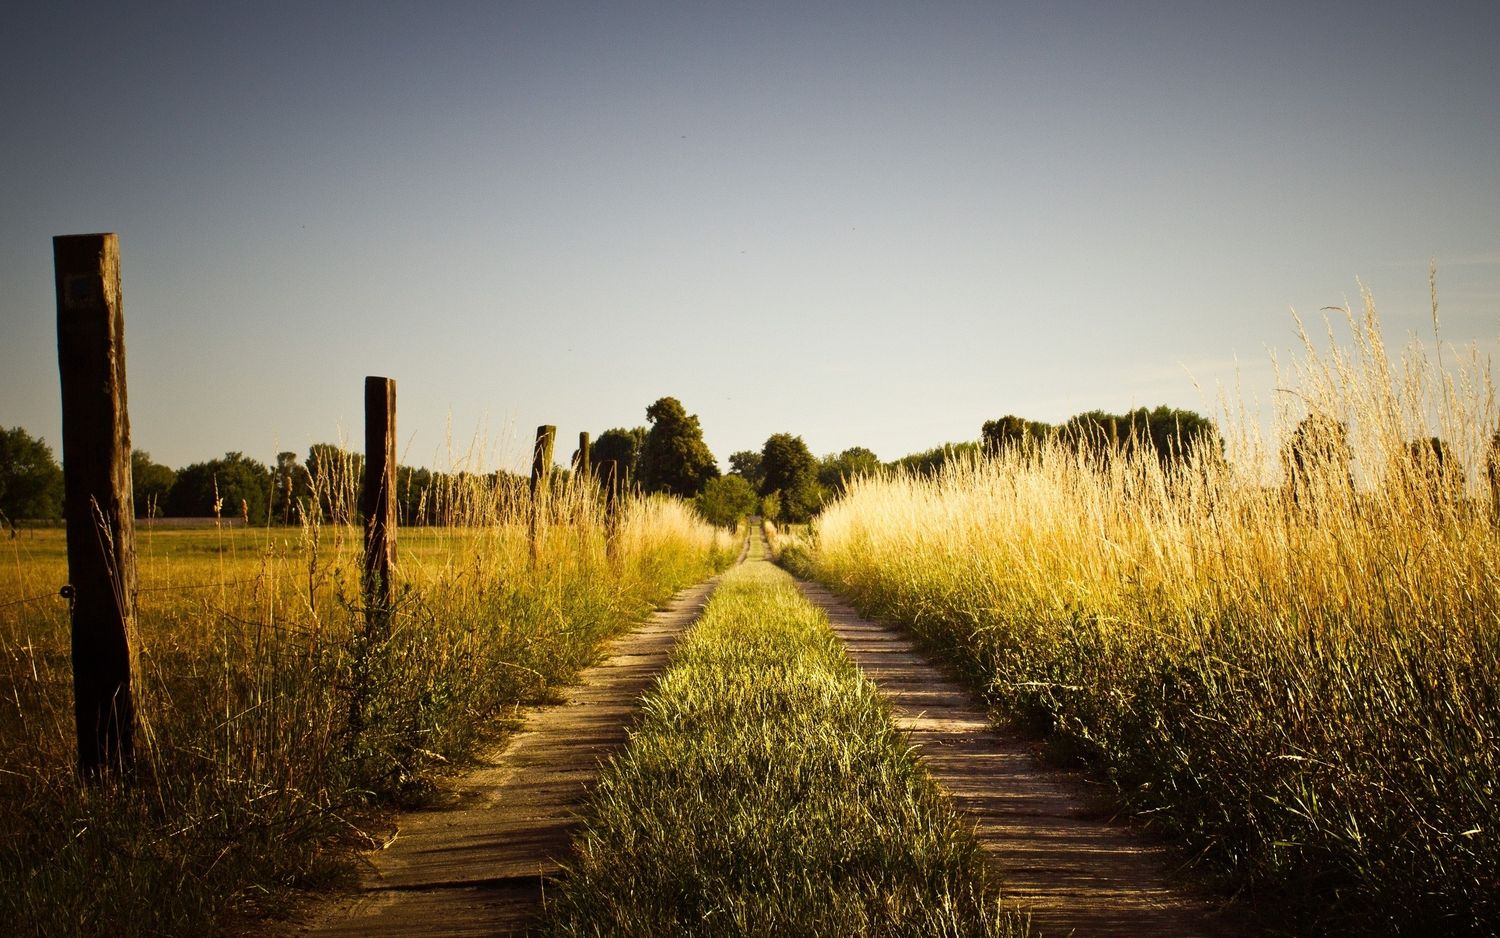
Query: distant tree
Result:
<box><xmin>727</xmin><ymin>450</ymin><xmax>765</xmax><ymax>490</ymax></box>
<box><xmin>593</xmin><ymin>427</ymin><xmax>648</xmax><ymax>489</ymax></box>
<box><xmin>0</xmin><ymin>426</ymin><xmax>63</xmax><ymax>527</ymax></box>
<box><xmin>1282</xmin><ymin>414</ymin><xmax>1353</xmax><ymax>504</ymax></box>
<box><xmin>1405</xmin><ymin>436</ymin><xmax>1462</xmax><ymax>503</ymax></box>
<box><xmin>1059</xmin><ymin>406</ymin><xmax>1220</xmax><ymax>468</ymax></box>
<box><xmin>694</xmin><ymin>474</ymin><xmax>759</xmax><ymax>527</ymax></box>
<box><xmin>269</xmin><ymin>450</ymin><xmax>310</xmax><ymax>525</ymax></box>
<box><xmin>817</xmin><ymin>446</ymin><xmax>881</xmax><ymax>496</ymax></box>
<box><xmin>165</xmin><ymin>452</ymin><xmax>273</xmax><ymax>521</ymax></box>
<box><xmin>306</xmin><ymin>443</ymin><xmax>363</xmax><ymax>524</ymax></box>
<box><xmin>981</xmin><ymin>416</ymin><xmax>1052</xmax><ymax>456</ymax></box>
<box><xmin>397</xmin><ymin>465</ymin><xmax>433</xmax><ymax>525</ymax></box>
<box><xmin>760</xmin><ymin>433</ymin><xmax>822</xmax><ymax>522</ymax></box>
<box><xmin>131</xmin><ymin>450</ymin><xmax>177</xmax><ymax>519</ymax></box>
<box><xmin>889</xmin><ymin>441</ymin><xmax>982</xmax><ymax>478</ymax></box>
<box><xmin>760</xmin><ymin>490</ymin><xmax>782</xmax><ymax>524</ymax></box>
<box><xmin>639</xmin><ymin>398</ymin><xmax>719</xmax><ymax>497</ymax></box>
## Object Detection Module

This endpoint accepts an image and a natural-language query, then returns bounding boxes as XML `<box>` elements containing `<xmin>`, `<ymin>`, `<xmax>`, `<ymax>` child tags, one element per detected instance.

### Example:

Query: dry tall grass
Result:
<box><xmin>815</xmin><ymin>294</ymin><xmax>1498</xmax><ymax>934</ymax></box>
<box><xmin>0</xmin><ymin>463</ymin><xmax>730</xmax><ymax>936</ymax></box>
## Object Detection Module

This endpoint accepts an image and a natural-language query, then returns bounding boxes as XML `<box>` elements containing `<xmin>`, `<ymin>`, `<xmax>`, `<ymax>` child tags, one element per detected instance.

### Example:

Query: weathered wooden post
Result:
<box><xmin>362</xmin><ymin>376</ymin><xmax>397</xmax><ymax>633</ymax></box>
<box><xmin>54</xmin><ymin>233</ymin><xmax>137</xmax><ymax>779</ymax></box>
<box><xmin>529</xmin><ymin>425</ymin><xmax>556</xmax><ymax>563</ymax></box>
<box><xmin>576</xmin><ymin>431</ymin><xmax>591</xmax><ymax>479</ymax></box>
<box><xmin>599</xmin><ymin>458</ymin><xmax>620</xmax><ymax>560</ymax></box>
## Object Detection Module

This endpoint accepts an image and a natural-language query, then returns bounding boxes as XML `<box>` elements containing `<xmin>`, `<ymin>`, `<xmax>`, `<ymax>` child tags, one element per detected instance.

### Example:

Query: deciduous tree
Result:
<box><xmin>981</xmin><ymin>415</ymin><xmax>1051</xmax><ymax>455</ymax></box>
<box><xmin>694</xmin><ymin>474</ymin><xmax>758</xmax><ymax>527</ymax></box>
<box><xmin>639</xmin><ymin>398</ymin><xmax>719</xmax><ymax>497</ymax></box>
<box><xmin>727</xmin><ymin>450</ymin><xmax>764</xmax><ymax>489</ymax></box>
<box><xmin>593</xmin><ymin>427</ymin><xmax>648</xmax><ymax>488</ymax></box>
<box><xmin>817</xmin><ymin>446</ymin><xmax>880</xmax><ymax>496</ymax></box>
<box><xmin>0</xmin><ymin>426</ymin><xmax>63</xmax><ymax>526</ymax></box>
<box><xmin>165</xmin><ymin>452</ymin><xmax>273</xmax><ymax>521</ymax></box>
<box><xmin>131</xmin><ymin>450</ymin><xmax>176</xmax><ymax>519</ymax></box>
<box><xmin>760</xmin><ymin>433</ymin><xmax>822</xmax><ymax>522</ymax></box>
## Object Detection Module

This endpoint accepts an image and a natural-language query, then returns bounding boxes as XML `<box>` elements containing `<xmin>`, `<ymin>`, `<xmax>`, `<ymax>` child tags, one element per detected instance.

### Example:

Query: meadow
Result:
<box><xmin>0</xmin><ymin>475</ymin><xmax>732</xmax><ymax>936</ymax></box>
<box><xmin>544</xmin><ymin>541</ymin><xmax>1025</xmax><ymax>937</ymax></box>
<box><xmin>811</xmin><ymin>301</ymin><xmax>1499</xmax><ymax>933</ymax></box>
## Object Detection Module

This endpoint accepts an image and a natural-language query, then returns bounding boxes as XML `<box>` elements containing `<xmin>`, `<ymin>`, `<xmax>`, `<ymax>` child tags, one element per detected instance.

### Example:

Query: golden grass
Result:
<box><xmin>0</xmin><ymin>468</ymin><xmax>731</xmax><ymax>936</ymax></box>
<box><xmin>813</xmin><ymin>294</ymin><xmax>1499</xmax><ymax>933</ymax></box>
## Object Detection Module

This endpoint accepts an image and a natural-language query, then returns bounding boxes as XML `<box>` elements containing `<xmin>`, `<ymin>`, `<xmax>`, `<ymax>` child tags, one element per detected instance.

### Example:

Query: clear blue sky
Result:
<box><xmin>3</xmin><ymin>2</ymin><xmax>1497</xmax><ymax>472</ymax></box>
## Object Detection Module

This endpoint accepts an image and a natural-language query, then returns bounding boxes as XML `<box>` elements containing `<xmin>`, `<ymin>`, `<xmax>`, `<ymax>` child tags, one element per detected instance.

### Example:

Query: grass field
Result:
<box><xmin>0</xmin><ymin>483</ymin><xmax>732</xmax><ymax>936</ymax></box>
<box><xmin>544</xmin><ymin>542</ymin><xmax>1025</xmax><ymax>937</ymax></box>
<box><xmin>812</xmin><ymin>304</ymin><xmax>1499</xmax><ymax>934</ymax></box>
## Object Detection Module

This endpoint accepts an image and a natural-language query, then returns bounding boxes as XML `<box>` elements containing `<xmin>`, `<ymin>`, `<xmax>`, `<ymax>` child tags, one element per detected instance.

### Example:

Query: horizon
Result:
<box><xmin>3</xmin><ymin>3</ymin><xmax>1497</xmax><ymax>474</ymax></box>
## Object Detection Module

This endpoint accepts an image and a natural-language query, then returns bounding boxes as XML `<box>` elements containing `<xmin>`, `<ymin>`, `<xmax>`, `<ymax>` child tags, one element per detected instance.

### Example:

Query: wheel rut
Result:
<box><xmin>292</xmin><ymin>572</ymin><xmax>725</xmax><ymax>938</ymax></box>
<box><xmin>794</xmin><ymin>577</ymin><xmax>1258</xmax><ymax>938</ymax></box>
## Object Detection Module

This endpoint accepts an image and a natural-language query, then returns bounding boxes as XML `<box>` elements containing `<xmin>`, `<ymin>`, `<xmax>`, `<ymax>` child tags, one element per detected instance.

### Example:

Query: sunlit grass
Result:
<box><xmin>0</xmin><ymin>469</ymin><xmax>732</xmax><ymax>936</ymax></box>
<box><xmin>544</xmin><ymin>547</ymin><xmax>1025</xmax><ymax>937</ymax></box>
<box><xmin>813</xmin><ymin>295</ymin><xmax>1499</xmax><ymax>934</ymax></box>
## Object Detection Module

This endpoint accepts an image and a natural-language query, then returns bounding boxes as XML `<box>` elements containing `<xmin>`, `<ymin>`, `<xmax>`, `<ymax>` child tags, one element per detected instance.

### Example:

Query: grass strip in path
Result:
<box><xmin>294</xmin><ymin>574</ymin><xmax>724</xmax><ymax>938</ymax></box>
<box><xmin>793</xmin><ymin>579</ymin><xmax>1257</xmax><ymax>937</ymax></box>
<box><xmin>543</xmin><ymin>548</ymin><xmax>1025</xmax><ymax>937</ymax></box>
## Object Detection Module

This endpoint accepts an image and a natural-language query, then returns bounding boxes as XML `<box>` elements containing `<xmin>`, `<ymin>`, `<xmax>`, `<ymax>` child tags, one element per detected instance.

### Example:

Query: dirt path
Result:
<box><xmin>293</xmin><ymin>574</ymin><xmax>724</xmax><ymax>938</ymax></box>
<box><xmin>794</xmin><ymin>578</ymin><xmax>1257</xmax><ymax>937</ymax></box>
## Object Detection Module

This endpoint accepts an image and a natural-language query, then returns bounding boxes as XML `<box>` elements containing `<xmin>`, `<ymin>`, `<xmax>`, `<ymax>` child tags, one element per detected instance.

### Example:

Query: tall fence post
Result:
<box><xmin>529</xmin><ymin>425</ymin><xmax>556</xmax><ymax>563</ymax></box>
<box><xmin>362</xmin><ymin>376</ymin><xmax>397</xmax><ymax>634</ymax></box>
<box><xmin>54</xmin><ymin>232</ymin><xmax>137</xmax><ymax>779</ymax></box>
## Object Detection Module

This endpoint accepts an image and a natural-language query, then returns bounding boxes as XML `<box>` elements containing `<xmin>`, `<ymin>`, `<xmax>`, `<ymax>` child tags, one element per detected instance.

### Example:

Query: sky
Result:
<box><xmin>2</xmin><ymin>1</ymin><xmax>1498</xmax><ymax>473</ymax></box>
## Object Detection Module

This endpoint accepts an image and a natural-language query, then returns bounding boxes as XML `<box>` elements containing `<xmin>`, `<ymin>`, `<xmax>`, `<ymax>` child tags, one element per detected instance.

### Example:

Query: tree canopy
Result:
<box><xmin>1058</xmin><ymin>406</ymin><xmax>1221</xmax><ymax>467</ymax></box>
<box><xmin>727</xmin><ymin>450</ymin><xmax>765</xmax><ymax>490</ymax></box>
<box><xmin>889</xmin><ymin>441</ymin><xmax>981</xmax><ymax>478</ymax></box>
<box><xmin>1282</xmin><ymin>413</ymin><xmax>1353</xmax><ymax>500</ymax></box>
<box><xmin>165</xmin><ymin>452</ymin><xmax>273</xmax><ymax>521</ymax></box>
<box><xmin>694</xmin><ymin>474</ymin><xmax>758</xmax><ymax>527</ymax></box>
<box><xmin>817</xmin><ymin>446</ymin><xmax>880</xmax><ymax>496</ymax></box>
<box><xmin>639</xmin><ymin>398</ymin><xmax>719</xmax><ymax>497</ymax></box>
<box><xmin>0</xmin><ymin>426</ymin><xmax>63</xmax><ymax>525</ymax></box>
<box><xmin>305</xmin><ymin>443</ymin><xmax>363</xmax><ymax>524</ymax></box>
<box><xmin>131</xmin><ymin>450</ymin><xmax>176</xmax><ymax>519</ymax></box>
<box><xmin>760</xmin><ymin>433</ymin><xmax>822</xmax><ymax>522</ymax></box>
<box><xmin>593</xmin><ymin>427</ymin><xmax>648</xmax><ymax>488</ymax></box>
<box><xmin>981</xmin><ymin>415</ymin><xmax>1051</xmax><ymax>455</ymax></box>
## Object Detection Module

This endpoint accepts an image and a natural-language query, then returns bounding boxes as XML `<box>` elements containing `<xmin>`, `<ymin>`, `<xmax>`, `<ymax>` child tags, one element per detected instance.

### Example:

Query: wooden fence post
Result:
<box><xmin>600</xmin><ymin>459</ymin><xmax>620</xmax><ymax>560</ymax></box>
<box><xmin>576</xmin><ymin>431</ymin><xmax>591</xmax><ymax>479</ymax></box>
<box><xmin>529</xmin><ymin>425</ymin><xmax>555</xmax><ymax>563</ymax></box>
<box><xmin>362</xmin><ymin>376</ymin><xmax>396</xmax><ymax>634</ymax></box>
<box><xmin>54</xmin><ymin>233</ymin><xmax>137</xmax><ymax>779</ymax></box>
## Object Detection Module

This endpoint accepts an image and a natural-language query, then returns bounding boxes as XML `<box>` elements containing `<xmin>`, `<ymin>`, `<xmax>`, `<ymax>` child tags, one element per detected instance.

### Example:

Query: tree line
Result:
<box><xmin>6</xmin><ymin>400</ymin><xmax>1486</xmax><ymax>531</ymax></box>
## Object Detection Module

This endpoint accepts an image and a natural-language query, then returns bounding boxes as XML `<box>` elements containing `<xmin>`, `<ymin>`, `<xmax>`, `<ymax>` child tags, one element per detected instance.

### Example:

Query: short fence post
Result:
<box><xmin>576</xmin><ymin>431</ymin><xmax>591</xmax><ymax>479</ymax></box>
<box><xmin>600</xmin><ymin>459</ymin><xmax>620</xmax><ymax>560</ymax></box>
<box><xmin>54</xmin><ymin>232</ymin><xmax>137</xmax><ymax>780</ymax></box>
<box><xmin>530</xmin><ymin>425</ymin><xmax>556</xmax><ymax>563</ymax></box>
<box><xmin>362</xmin><ymin>376</ymin><xmax>397</xmax><ymax>633</ymax></box>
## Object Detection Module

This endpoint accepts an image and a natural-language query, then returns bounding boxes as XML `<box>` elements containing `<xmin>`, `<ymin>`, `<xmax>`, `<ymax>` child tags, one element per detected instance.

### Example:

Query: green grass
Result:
<box><xmin>543</xmin><ymin>549</ymin><xmax>1026</xmax><ymax>937</ymax></box>
<box><xmin>0</xmin><ymin>490</ymin><xmax>732</xmax><ymax>936</ymax></box>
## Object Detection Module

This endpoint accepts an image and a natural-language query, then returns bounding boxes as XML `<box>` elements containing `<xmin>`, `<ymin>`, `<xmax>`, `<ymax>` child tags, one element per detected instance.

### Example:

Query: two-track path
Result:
<box><xmin>295</xmin><ymin>572</ymin><xmax>726</xmax><ymax>937</ymax></box>
<box><xmin>296</xmin><ymin>523</ymin><xmax>1253</xmax><ymax>937</ymax></box>
<box><xmin>794</xmin><ymin>575</ymin><xmax>1256</xmax><ymax>937</ymax></box>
